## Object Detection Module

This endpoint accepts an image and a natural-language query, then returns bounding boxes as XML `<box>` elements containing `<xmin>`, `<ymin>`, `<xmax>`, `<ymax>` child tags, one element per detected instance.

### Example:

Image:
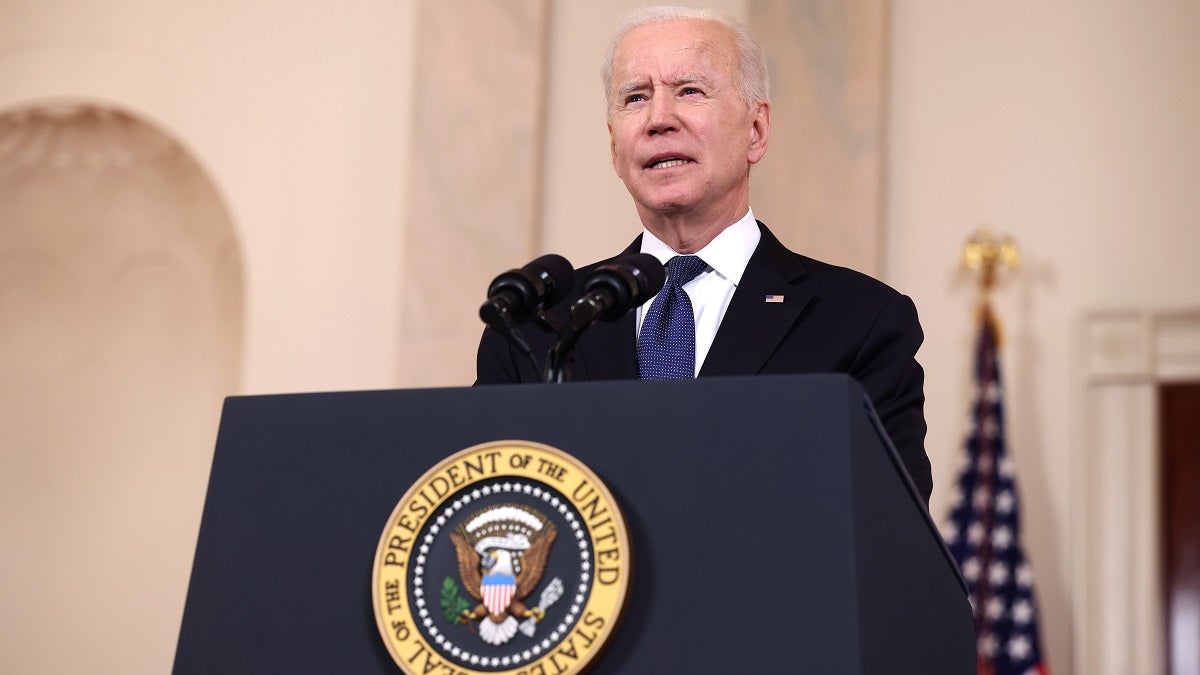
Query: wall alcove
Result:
<box><xmin>0</xmin><ymin>102</ymin><xmax>243</xmax><ymax>673</ymax></box>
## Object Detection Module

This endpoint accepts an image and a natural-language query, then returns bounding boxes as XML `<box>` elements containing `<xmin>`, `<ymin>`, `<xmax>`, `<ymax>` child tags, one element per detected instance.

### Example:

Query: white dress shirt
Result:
<box><xmin>636</xmin><ymin>208</ymin><xmax>762</xmax><ymax>376</ymax></box>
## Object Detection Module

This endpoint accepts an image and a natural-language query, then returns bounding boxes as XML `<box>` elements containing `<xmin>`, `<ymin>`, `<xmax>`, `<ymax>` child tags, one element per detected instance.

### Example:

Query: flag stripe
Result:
<box><xmin>944</xmin><ymin>308</ymin><xmax>1049</xmax><ymax>675</ymax></box>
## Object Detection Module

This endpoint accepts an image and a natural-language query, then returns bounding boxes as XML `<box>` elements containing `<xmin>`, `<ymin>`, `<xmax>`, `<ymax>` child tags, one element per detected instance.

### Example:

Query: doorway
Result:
<box><xmin>1161</xmin><ymin>383</ymin><xmax>1200</xmax><ymax>675</ymax></box>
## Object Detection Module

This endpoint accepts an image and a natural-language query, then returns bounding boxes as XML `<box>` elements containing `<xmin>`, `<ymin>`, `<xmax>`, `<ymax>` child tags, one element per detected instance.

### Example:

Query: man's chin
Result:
<box><xmin>628</xmin><ymin>198</ymin><xmax>700</xmax><ymax>227</ymax></box>
<box><xmin>638</xmin><ymin>200</ymin><xmax>694</xmax><ymax>219</ymax></box>
<box><xmin>633</xmin><ymin>191</ymin><xmax>700</xmax><ymax>217</ymax></box>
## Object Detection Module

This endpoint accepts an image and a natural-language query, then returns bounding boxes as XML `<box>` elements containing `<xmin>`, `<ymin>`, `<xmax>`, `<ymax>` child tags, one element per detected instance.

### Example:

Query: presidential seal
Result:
<box><xmin>372</xmin><ymin>441</ymin><xmax>631</xmax><ymax>675</ymax></box>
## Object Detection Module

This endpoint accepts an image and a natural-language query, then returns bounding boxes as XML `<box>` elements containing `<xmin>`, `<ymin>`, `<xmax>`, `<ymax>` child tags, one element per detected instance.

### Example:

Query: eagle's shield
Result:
<box><xmin>480</xmin><ymin>573</ymin><xmax>516</xmax><ymax>616</ymax></box>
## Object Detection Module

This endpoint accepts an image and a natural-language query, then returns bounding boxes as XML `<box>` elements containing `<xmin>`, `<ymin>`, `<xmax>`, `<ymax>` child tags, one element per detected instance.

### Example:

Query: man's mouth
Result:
<box><xmin>646</xmin><ymin>157</ymin><xmax>692</xmax><ymax>170</ymax></box>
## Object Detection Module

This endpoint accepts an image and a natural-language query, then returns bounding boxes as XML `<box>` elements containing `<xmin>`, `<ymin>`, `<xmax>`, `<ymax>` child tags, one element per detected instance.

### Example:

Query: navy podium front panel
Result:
<box><xmin>173</xmin><ymin>374</ymin><xmax>972</xmax><ymax>674</ymax></box>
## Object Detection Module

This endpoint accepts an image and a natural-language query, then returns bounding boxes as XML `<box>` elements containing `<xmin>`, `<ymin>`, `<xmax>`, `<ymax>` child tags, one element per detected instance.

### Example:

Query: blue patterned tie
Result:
<box><xmin>638</xmin><ymin>255</ymin><xmax>708</xmax><ymax>379</ymax></box>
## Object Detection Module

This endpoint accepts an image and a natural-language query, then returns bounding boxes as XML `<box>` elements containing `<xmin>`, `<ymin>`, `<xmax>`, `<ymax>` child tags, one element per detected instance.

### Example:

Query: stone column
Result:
<box><xmin>398</xmin><ymin>0</ymin><xmax>550</xmax><ymax>386</ymax></box>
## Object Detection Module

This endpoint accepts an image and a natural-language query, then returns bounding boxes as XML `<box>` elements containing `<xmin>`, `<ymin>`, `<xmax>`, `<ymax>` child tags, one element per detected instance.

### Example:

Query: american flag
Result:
<box><xmin>943</xmin><ymin>307</ymin><xmax>1049</xmax><ymax>675</ymax></box>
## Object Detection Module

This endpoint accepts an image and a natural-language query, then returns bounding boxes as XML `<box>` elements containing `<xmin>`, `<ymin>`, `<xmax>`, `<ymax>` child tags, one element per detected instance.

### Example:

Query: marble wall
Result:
<box><xmin>399</xmin><ymin>0</ymin><xmax>550</xmax><ymax>387</ymax></box>
<box><xmin>748</xmin><ymin>0</ymin><xmax>887</xmax><ymax>275</ymax></box>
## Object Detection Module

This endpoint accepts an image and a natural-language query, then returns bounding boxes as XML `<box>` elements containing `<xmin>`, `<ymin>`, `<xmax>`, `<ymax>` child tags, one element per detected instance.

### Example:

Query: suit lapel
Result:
<box><xmin>700</xmin><ymin>223</ymin><xmax>812</xmax><ymax>377</ymax></box>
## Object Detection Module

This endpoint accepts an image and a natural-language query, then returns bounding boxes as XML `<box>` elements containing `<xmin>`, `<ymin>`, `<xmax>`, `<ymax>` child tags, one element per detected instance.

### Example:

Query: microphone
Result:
<box><xmin>541</xmin><ymin>254</ymin><xmax>663</xmax><ymax>382</ymax></box>
<box><xmin>479</xmin><ymin>254</ymin><xmax>575</xmax><ymax>327</ymax></box>
<box><xmin>568</xmin><ymin>253</ymin><xmax>666</xmax><ymax>329</ymax></box>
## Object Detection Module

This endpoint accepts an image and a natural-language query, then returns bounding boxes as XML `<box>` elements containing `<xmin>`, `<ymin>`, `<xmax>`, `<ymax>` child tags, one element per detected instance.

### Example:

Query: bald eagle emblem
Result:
<box><xmin>449</xmin><ymin>504</ymin><xmax>562</xmax><ymax>646</ymax></box>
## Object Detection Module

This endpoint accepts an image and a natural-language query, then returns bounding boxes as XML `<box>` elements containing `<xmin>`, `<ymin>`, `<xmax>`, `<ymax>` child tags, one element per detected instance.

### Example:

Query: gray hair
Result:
<box><xmin>600</xmin><ymin>5</ymin><xmax>770</xmax><ymax>112</ymax></box>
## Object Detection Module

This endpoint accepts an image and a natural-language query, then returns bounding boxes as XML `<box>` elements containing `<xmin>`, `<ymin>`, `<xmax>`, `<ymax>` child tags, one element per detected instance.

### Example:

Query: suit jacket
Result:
<box><xmin>476</xmin><ymin>222</ymin><xmax>932</xmax><ymax>504</ymax></box>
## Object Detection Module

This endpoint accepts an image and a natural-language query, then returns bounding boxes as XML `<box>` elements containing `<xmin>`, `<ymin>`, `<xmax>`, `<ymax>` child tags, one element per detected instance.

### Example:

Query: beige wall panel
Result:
<box><xmin>399</xmin><ymin>0</ymin><xmax>549</xmax><ymax>387</ymax></box>
<box><xmin>748</xmin><ymin>0</ymin><xmax>886</xmax><ymax>275</ymax></box>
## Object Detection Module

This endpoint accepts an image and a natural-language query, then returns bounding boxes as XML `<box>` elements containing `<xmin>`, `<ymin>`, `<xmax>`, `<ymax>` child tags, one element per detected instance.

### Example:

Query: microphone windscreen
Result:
<box><xmin>527</xmin><ymin>254</ymin><xmax>575</xmax><ymax>309</ymax></box>
<box><xmin>621</xmin><ymin>253</ymin><xmax>666</xmax><ymax>299</ymax></box>
<box><xmin>579</xmin><ymin>253</ymin><xmax>667</xmax><ymax>322</ymax></box>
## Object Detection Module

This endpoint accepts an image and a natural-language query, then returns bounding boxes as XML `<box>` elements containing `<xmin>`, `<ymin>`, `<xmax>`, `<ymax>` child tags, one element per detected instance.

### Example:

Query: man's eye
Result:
<box><xmin>681</xmin><ymin>87</ymin><xmax>702</xmax><ymax>96</ymax></box>
<box><xmin>625</xmin><ymin>94</ymin><xmax>646</xmax><ymax>104</ymax></box>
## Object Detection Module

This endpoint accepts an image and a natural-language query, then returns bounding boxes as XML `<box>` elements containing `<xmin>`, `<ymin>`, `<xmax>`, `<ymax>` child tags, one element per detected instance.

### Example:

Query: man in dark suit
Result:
<box><xmin>476</xmin><ymin>6</ymin><xmax>931</xmax><ymax>504</ymax></box>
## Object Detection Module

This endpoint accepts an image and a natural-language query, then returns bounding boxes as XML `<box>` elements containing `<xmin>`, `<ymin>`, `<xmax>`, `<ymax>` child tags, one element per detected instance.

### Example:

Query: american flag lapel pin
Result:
<box><xmin>764</xmin><ymin>294</ymin><xmax>785</xmax><ymax>303</ymax></box>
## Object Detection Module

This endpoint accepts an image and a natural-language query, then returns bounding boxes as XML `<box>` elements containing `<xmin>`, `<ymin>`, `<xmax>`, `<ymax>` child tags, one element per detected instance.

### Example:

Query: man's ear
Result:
<box><xmin>747</xmin><ymin>100</ymin><xmax>771</xmax><ymax>165</ymax></box>
<box><xmin>608</xmin><ymin>122</ymin><xmax>618</xmax><ymax>171</ymax></box>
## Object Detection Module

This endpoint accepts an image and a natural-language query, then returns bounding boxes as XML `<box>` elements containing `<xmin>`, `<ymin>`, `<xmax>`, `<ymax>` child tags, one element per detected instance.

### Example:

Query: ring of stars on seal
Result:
<box><xmin>413</xmin><ymin>480</ymin><xmax>592</xmax><ymax>668</ymax></box>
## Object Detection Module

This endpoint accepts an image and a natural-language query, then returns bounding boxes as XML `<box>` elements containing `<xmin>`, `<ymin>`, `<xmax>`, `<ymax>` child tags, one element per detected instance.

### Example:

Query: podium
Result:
<box><xmin>174</xmin><ymin>374</ymin><xmax>973</xmax><ymax>673</ymax></box>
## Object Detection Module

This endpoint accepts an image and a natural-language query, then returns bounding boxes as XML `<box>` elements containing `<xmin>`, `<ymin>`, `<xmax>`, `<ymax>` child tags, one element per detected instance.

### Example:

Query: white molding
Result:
<box><xmin>1076</xmin><ymin>308</ymin><xmax>1200</xmax><ymax>675</ymax></box>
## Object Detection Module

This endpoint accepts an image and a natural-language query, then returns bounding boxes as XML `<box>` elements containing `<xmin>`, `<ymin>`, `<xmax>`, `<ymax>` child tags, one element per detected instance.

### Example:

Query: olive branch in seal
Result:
<box><xmin>440</xmin><ymin>577</ymin><xmax>474</xmax><ymax>625</ymax></box>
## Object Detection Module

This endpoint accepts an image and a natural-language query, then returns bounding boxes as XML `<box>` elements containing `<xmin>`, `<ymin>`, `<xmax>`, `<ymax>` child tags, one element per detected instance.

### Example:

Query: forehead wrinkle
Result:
<box><xmin>615</xmin><ymin>72</ymin><xmax>711</xmax><ymax>98</ymax></box>
<box><xmin>610</xmin><ymin>22</ymin><xmax>737</xmax><ymax>100</ymax></box>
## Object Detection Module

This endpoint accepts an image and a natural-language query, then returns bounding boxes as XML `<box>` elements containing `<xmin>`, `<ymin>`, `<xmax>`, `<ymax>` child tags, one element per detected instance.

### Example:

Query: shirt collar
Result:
<box><xmin>639</xmin><ymin>208</ymin><xmax>761</xmax><ymax>286</ymax></box>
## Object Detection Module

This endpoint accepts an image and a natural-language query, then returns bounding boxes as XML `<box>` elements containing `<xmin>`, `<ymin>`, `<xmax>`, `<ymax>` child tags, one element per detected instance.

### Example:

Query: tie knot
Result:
<box><xmin>666</xmin><ymin>255</ymin><xmax>707</xmax><ymax>287</ymax></box>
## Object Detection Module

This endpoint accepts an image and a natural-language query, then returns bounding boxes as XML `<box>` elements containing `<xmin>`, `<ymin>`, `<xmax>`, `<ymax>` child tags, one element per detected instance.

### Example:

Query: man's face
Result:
<box><xmin>607</xmin><ymin>18</ymin><xmax>769</xmax><ymax>223</ymax></box>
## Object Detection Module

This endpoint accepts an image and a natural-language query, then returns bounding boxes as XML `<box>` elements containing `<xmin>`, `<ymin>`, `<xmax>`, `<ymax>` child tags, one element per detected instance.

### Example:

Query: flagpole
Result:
<box><xmin>949</xmin><ymin>226</ymin><xmax>1050</xmax><ymax>674</ymax></box>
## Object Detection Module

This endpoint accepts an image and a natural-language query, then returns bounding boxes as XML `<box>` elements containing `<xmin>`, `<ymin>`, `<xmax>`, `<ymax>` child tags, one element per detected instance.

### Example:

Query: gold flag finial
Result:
<box><xmin>962</xmin><ymin>226</ymin><xmax>1019</xmax><ymax>297</ymax></box>
<box><xmin>962</xmin><ymin>227</ymin><xmax>1019</xmax><ymax>341</ymax></box>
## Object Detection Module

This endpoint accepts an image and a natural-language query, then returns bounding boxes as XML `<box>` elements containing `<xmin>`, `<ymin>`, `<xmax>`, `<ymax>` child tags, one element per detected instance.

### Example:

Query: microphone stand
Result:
<box><xmin>486</xmin><ymin>305</ymin><xmax>581</xmax><ymax>383</ymax></box>
<box><xmin>485</xmin><ymin>309</ymin><xmax>542</xmax><ymax>379</ymax></box>
<box><xmin>541</xmin><ymin>296</ymin><xmax>604</xmax><ymax>383</ymax></box>
<box><xmin>536</xmin><ymin>312</ymin><xmax>576</xmax><ymax>383</ymax></box>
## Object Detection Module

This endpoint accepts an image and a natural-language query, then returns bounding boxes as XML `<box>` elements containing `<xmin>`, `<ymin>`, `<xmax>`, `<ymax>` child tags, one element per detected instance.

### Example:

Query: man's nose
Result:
<box><xmin>646</xmin><ymin>95</ymin><xmax>677</xmax><ymax>135</ymax></box>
